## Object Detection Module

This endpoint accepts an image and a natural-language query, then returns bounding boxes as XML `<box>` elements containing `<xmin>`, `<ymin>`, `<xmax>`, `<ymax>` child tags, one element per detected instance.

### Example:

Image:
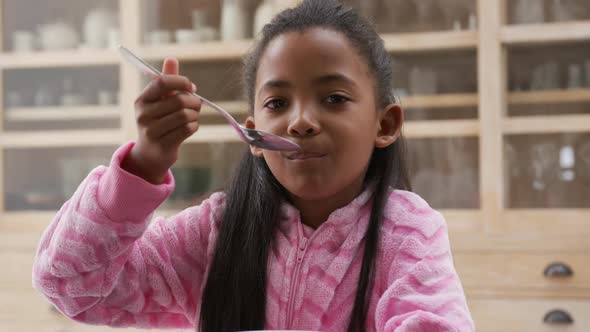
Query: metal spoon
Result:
<box><xmin>118</xmin><ymin>45</ymin><xmax>301</xmax><ymax>151</ymax></box>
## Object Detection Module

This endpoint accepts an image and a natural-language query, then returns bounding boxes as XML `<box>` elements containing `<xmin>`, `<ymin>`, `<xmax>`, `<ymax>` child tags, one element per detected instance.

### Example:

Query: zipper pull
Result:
<box><xmin>299</xmin><ymin>237</ymin><xmax>308</xmax><ymax>251</ymax></box>
<box><xmin>297</xmin><ymin>237</ymin><xmax>308</xmax><ymax>262</ymax></box>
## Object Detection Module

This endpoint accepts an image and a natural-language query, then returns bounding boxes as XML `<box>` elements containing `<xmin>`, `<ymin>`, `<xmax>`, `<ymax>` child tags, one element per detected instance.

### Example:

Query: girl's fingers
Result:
<box><xmin>162</xmin><ymin>57</ymin><xmax>179</xmax><ymax>75</ymax></box>
<box><xmin>161</xmin><ymin>58</ymin><xmax>182</xmax><ymax>98</ymax></box>
<box><xmin>138</xmin><ymin>75</ymin><xmax>197</xmax><ymax>104</ymax></box>
<box><xmin>145</xmin><ymin>108</ymin><xmax>200</xmax><ymax>139</ymax></box>
<box><xmin>159</xmin><ymin>119</ymin><xmax>200</xmax><ymax>147</ymax></box>
<box><xmin>138</xmin><ymin>93</ymin><xmax>202</xmax><ymax>121</ymax></box>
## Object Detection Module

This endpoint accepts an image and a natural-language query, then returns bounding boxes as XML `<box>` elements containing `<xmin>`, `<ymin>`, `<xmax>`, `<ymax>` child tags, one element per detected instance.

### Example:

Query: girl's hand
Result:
<box><xmin>121</xmin><ymin>57</ymin><xmax>202</xmax><ymax>184</ymax></box>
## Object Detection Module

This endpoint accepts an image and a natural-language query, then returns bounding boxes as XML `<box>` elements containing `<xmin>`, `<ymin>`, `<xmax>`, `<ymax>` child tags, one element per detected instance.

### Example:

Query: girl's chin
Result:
<box><xmin>284</xmin><ymin>183</ymin><xmax>335</xmax><ymax>202</ymax></box>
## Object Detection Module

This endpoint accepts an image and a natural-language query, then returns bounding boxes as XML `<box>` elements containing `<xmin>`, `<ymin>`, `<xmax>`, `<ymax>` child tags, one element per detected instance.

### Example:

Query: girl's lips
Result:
<box><xmin>285</xmin><ymin>151</ymin><xmax>326</xmax><ymax>160</ymax></box>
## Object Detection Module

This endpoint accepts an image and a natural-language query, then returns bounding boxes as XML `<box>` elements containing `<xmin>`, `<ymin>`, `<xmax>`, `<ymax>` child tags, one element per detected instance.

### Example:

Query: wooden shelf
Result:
<box><xmin>4</xmin><ymin>101</ymin><xmax>246</xmax><ymax>122</ymax></box>
<box><xmin>404</xmin><ymin>119</ymin><xmax>480</xmax><ymax>138</ymax></box>
<box><xmin>501</xmin><ymin>21</ymin><xmax>590</xmax><ymax>46</ymax></box>
<box><xmin>400</xmin><ymin>93</ymin><xmax>478</xmax><ymax>109</ymax></box>
<box><xmin>185</xmin><ymin>124</ymin><xmax>241</xmax><ymax>143</ymax></box>
<box><xmin>135</xmin><ymin>30</ymin><xmax>478</xmax><ymax>63</ymax></box>
<box><xmin>0</xmin><ymin>130</ymin><xmax>123</xmax><ymax>148</ymax></box>
<box><xmin>383</xmin><ymin>30</ymin><xmax>478</xmax><ymax>53</ymax></box>
<box><xmin>0</xmin><ymin>31</ymin><xmax>478</xmax><ymax>68</ymax></box>
<box><xmin>0</xmin><ymin>211</ymin><xmax>57</xmax><ymax>224</ymax></box>
<box><xmin>503</xmin><ymin>114</ymin><xmax>590</xmax><ymax>134</ymax></box>
<box><xmin>5</xmin><ymin>106</ymin><xmax>120</xmax><ymax>122</ymax></box>
<box><xmin>508</xmin><ymin>88</ymin><xmax>590</xmax><ymax>105</ymax></box>
<box><xmin>140</xmin><ymin>40</ymin><xmax>254</xmax><ymax>62</ymax></box>
<box><xmin>202</xmin><ymin>100</ymin><xmax>249</xmax><ymax>116</ymax></box>
<box><xmin>0</xmin><ymin>49</ymin><xmax>119</xmax><ymax>69</ymax></box>
<box><xmin>494</xmin><ymin>209</ymin><xmax>590</xmax><ymax>236</ymax></box>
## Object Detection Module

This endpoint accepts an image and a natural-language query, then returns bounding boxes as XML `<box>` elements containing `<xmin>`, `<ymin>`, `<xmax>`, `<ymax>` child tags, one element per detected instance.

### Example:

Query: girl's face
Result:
<box><xmin>247</xmin><ymin>28</ymin><xmax>401</xmax><ymax>202</ymax></box>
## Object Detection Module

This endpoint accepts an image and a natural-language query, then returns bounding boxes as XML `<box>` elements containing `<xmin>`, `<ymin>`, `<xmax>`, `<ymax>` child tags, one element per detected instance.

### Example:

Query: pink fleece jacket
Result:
<box><xmin>32</xmin><ymin>142</ymin><xmax>474</xmax><ymax>331</ymax></box>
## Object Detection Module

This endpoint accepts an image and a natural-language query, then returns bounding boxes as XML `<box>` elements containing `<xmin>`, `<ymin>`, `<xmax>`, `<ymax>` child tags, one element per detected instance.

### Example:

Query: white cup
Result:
<box><xmin>107</xmin><ymin>28</ymin><xmax>120</xmax><ymax>49</ymax></box>
<box><xmin>192</xmin><ymin>9</ymin><xmax>208</xmax><ymax>30</ymax></box>
<box><xmin>146</xmin><ymin>30</ymin><xmax>172</xmax><ymax>45</ymax></box>
<box><xmin>60</xmin><ymin>94</ymin><xmax>87</xmax><ymax>106</ymax></box>
<box><xmin>175</xmin><ymin>29</ymin><xmax>199</xmax><ymax>44</ymax></box>
<box><xmin>98</xmin><ymin>90</ymin><xmax>116</xmax><ymax>105</ymax></box>
<box><xmin>12</xmin><ymin>30</ymin><xmax>36</xmax><ymax>52</ymax></box>
<box><xmin>198</xmin><ymin>26</ymin><xmax>219</xmax><ymax>41</ymax></box>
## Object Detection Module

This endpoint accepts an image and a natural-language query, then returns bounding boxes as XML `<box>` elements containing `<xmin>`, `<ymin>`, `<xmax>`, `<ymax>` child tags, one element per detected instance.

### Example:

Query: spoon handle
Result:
<box><xmin>118</xmin><ymin>44</ymin><xmax>240</xmax><ymax>125</ymax></box>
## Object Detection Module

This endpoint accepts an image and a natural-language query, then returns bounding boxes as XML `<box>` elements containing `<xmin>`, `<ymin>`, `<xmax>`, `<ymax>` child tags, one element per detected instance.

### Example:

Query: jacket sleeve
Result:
<box><xmin>375</xmin><ymin>192</ymin><xmax>475</xmax><ymax>332</ymax></box>
<box><xmin>32</xmin><ymin>142</ymin><xmax>222</xmax><ymax>329</ymax></box>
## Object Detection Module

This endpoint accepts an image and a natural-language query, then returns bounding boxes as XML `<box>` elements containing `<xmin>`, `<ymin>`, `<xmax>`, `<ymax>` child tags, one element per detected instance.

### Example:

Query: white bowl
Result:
<box><xmin>174</xmin><ymin>29</ymin><xmax>200</xmax><ymax>44</ymax></box>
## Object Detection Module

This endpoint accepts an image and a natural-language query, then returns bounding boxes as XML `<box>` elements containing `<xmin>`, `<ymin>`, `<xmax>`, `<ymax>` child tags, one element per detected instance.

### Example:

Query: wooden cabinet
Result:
<box><xmin>0</xmin><ymin>0</ymin><xmax>589</xmax><ymax>331</ymax></box>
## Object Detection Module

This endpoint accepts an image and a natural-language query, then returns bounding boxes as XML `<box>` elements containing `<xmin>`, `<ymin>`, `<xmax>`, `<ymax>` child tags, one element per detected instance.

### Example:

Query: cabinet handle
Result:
<box><xmin>543</xmin><ymin>309</ymin><xmax>574</xmax><ymax>325</ymax></box>
<box><xmin>543</xmin><ymin>262</ymin><xmax>573</xmax><ymax>278</ymax></box>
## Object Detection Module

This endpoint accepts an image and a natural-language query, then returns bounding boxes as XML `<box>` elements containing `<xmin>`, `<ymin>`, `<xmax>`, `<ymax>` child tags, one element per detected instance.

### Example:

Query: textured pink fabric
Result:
<box><xmin>33</xmin><ymin>141</ymin><xmax>475</xmax><ymax>331</ymax></box>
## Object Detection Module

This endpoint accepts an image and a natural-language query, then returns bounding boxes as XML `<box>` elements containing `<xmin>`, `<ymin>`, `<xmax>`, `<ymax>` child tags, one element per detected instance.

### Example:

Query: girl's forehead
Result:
<box><xmin>256</xmin><ymin>28</ymin><xmax>371</xmax><ymax>84</ymax></box>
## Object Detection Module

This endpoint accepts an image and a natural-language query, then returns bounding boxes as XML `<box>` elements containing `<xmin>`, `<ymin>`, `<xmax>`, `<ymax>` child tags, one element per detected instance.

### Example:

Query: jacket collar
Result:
<box><xmin>278</xmin><ymin>183</ymin><xmax>376</xmax><ymax>238</ymax></box>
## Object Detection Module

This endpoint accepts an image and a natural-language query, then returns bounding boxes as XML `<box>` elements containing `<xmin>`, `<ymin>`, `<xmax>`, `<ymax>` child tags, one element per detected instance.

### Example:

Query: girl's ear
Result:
<box><xmin>245</xmin><ymin>116</ymin><xmax>264</xmax><ymax>158</ymax></box>
<box><xmin>375</xmin><ymin>103</ymin><xmax>403</xmax><ymax>148</ymax></box>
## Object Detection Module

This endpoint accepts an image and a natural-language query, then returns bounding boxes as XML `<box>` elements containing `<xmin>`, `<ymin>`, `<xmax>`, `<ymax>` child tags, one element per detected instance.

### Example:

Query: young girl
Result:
<box><xmin>33</xmin><ymin>1</ymin><xmax>474</xmax><ymax>331</ymax></box>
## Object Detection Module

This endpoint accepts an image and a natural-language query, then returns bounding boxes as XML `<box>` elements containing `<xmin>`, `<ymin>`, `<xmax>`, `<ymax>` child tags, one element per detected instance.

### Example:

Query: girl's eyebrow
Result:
<box><xmin>312</xmin><ymin>73</ymin><xmax>358</xmax><ymax>89</ymax></box>
<box><xmin>257</xmin><ymin>79</ymin><xmax>291</xmax><ymax>100</ymax></box>
<box><xmin>261</xmin><ymin>79</ymin><xmax>292</xmax><ymax>90</ymax></box>
<box><xmin>258</xmin><ymin>73</ymin><xmax>358</xmax><ymax>97</ymax></box>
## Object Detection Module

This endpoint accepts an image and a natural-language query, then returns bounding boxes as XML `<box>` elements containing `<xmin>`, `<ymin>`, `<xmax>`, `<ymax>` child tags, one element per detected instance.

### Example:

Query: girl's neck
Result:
<box><xmin>289</xmin><ymin>177</ymin><xmax>365</xmax><ymax>229</ymax></box>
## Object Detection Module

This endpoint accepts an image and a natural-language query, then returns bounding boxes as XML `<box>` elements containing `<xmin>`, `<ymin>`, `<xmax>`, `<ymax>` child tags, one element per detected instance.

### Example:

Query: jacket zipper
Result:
<box><xmin>285</xmin><ymin>236</ymin><xmax>308</xmax><ymax>327</ymax></box>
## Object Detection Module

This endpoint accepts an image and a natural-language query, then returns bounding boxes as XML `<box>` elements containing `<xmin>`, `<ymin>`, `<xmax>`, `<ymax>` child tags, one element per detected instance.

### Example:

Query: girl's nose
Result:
<box><xmin>287</xmin><ymin>107</ymin><xmax>321</xmax><ymax>137</ymax></box>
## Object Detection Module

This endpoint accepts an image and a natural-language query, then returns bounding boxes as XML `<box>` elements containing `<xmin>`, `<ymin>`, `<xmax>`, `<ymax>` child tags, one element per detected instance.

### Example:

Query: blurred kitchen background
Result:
<box><xmin>1</xmin><ymin>0</ymin><xmax>589</xmax><ymax>331</ymax></box>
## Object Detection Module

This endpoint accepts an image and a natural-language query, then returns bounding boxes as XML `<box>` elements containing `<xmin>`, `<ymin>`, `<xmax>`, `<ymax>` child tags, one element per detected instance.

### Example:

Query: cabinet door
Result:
<box><xmin>505</xmin><ymin>132</ymin><xmax>590</xmax><ymax>208</ymax></box>
<box><xmin>160</xmin><ymin>141</ymin><xmax>246</xmax><ymax>211</ymax></box>
<box><xmin>140</xmin><ymin>0</ymin><xmax>236</xmax><ymax>44</ymax></box>
<box><xmin>507</xmin><ymin>42</ymin><xmax>590</xmax><ymax>118</ymax></box>
<box><xmin>406</xmin><ymin>137</ymin><xmax>480</xmax><ymax>209</ymax></box>
<box><xmin>392</xmin><ymin>50</ymin><xmax>480</xmax><ymax>210</ymax></box>
<box><xmin>3</xmin><ymin>146</ymin><xmax>115</xmax><ymax>212</ymax></box>
<box><xmin>343</xmin><ymin>0</ymin><xmax>477</xmax><ymax>33</ymax></box>
<box><xmin>508</xmin><ymin>0</ymin><xmax>590</xmax><ymax>25</ymax></box>
<box><xmin>3</xmin><ymin>66</ymin><xmax>121</xmax><ymax>132</ymax></box>
<box><xmin>505</xmin><ymin>42</ymin><xmax>590</xmax><ymax>209</ymax></box>
<box><xmin>2</xmin><ymin>0</ymin><xmax>120</xmax><ymax>53</ymax></box>
<box><xmin>1</xmin><ymin>0</ymin><xmax>122</xmax><ymax>131</ymax></box>
<box><xmin>392</xmin><ymin>51</ymin><xmax>478</xmax><ymax>121</ymax></box>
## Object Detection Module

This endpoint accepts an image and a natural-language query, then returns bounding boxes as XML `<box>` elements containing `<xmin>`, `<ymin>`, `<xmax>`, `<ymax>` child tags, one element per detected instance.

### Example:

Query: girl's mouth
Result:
<box><xmin>286</xmin><ymin>151</ymin><xmax>326</xmax><ymax>160</ymax></box>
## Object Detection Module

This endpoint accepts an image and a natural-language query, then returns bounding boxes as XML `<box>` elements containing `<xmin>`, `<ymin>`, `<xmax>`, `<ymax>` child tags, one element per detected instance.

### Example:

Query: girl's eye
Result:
<box><xmin>324</xmin><ymin>94</ymin><xmax>350</xmax><ymax>105</ymax></box>
<box><xmin>264</xmin><ymin>98</ymin><xmax>288</xmax><ymax>110</ymax></box>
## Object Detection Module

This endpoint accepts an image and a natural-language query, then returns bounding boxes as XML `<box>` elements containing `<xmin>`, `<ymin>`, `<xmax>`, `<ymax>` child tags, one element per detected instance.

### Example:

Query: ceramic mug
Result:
<box><xmin>107</xmin><ymin>28</ymin><xmax>120</xmax><ymax>49</ymax></box>
<box><xmin>175</xmin><ymin>29</ymin><xmax>200</xmax><ymax>44</ymax></box>
<box><xmin>98</xmin><ymin>90</ymin><xmax>116</xmax><ymax>105</ymax></box>
<box><xmin>192</xmin><ymin>9</ymin><xmax>208</xmax><ymax>30</ymax></box>
<box><xmin>146</xmin><ymin>30</ymin><xmax>172</xmax><ymax>45</ymax></box>
<box><xmin>12</xmin><ymin>30</ymin><xmax>36</xmax><ymax>52</ymax></box>
<box><xmin>37</xmin><ymin>22</ymin><xmax>79</xmax><ymax>50</ymax></box>
<box><xmin>83</xmin><ymin>8</ymin><xmax>118</xmax><ymax>48</ymax></box>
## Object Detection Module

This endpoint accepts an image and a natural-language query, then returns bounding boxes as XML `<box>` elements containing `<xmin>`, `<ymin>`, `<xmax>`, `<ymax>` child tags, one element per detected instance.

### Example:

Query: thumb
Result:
<box><xmin>162</xmin><ymin>57</ymin><xmax>179</xmax><ymax>75</ymax></box>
